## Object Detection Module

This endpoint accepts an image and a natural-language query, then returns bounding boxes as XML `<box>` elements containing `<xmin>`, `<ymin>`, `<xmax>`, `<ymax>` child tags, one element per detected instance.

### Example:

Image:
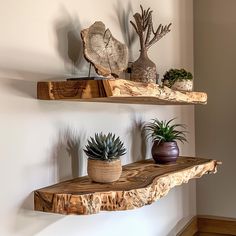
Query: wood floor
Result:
<box><xmin>178</xmin><ymin>216</ymin><xmax>236</xmax><ymax>236</ymax></box>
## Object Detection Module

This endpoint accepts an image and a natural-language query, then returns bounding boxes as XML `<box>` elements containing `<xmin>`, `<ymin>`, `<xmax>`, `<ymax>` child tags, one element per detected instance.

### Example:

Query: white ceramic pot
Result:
<box><xmin>163</xmin><ymin>79</ymin><xmax>193</xmax><ymax>91</ymax></box>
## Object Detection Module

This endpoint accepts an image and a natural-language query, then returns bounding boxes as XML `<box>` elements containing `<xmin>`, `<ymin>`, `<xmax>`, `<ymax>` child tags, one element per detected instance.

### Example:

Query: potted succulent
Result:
<box><xmin>162</xmin><ymin>68</ymin><xmax>193</xmax><ymax>91</ymax></box>
<box><xmin>84</xmin><ymin>133</ymin><xmax>126</xmax><ymax>183</ymax></box>
<box><xmin>144</xmin><ymin>118</ymin><xmax>187</xmax><ymax>164</ymax></box>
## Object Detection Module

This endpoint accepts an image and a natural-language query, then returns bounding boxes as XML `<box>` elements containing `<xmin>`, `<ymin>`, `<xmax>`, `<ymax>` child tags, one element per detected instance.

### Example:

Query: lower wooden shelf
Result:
<box><xmin>34</xmin><ymin>157</ymin><xmax>220</xmax><ymax>215</ymax></box>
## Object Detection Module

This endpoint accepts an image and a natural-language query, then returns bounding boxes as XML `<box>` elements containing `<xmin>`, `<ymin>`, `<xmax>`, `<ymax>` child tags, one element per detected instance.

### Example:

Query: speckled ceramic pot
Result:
<box><xmin>163</xmin><ymin>79</ymin><xmax>193</xmax><ymax>91</ymax></box>
<box><xmin>131</xmin><ymin>50</ymin><xmax>157</xmax><ymax>83</ymax></box>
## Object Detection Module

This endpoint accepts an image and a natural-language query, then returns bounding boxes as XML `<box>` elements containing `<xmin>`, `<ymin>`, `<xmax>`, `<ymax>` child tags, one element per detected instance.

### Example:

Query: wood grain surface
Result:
<box><xmin>37</xmin><ymin>80</ymin><xmax>106</xmax><ymax>100</ymax></box>
<box><xmin>34</xmin><ymin>157</ymin><xmax>219</xmax><ymax>215</ymax></box>
<box><xmin>37</xmin><ymin>79</ymin><xmax>207</xmax><ymax>105</ymax></box>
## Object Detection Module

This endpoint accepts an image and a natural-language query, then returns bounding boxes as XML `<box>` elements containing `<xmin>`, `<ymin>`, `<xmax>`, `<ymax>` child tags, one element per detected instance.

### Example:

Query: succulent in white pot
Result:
<box><xmin>162</xmin><ymin>68</ymin><xmax>193</xmax><ymax>91</ymax></box>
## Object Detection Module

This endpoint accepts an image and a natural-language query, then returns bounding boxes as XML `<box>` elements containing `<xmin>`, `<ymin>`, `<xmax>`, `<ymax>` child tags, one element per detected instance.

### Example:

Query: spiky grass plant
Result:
<box><xmin>84</xmin><ymin>133</ymin><xmax>126</xmax><ymax>161</ymax></box>
<box><xmin>144</xmin><ymin>118</ymin><xmax>187</xmax><ymax>144</ymax></box>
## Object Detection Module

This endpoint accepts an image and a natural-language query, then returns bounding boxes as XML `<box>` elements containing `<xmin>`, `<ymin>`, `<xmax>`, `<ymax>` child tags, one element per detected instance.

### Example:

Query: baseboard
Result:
<box><xmin>197</xmin><ymin>233</ymin><xmax>229</xmax><ymax>236</ymax></box>
<box><xmin>177</xmin><ymin>216</ymin><xmax>198</xmax><ymax>236</ymax></box>
<box><xmin>178</xmin><ymin>215</ymin><xmax>236</xmax><ymax>236</ymax></box>
<box><xmin>198</xmin><ymin>215</ymin><xmax>236</xmax><ymax>235</ymax></box>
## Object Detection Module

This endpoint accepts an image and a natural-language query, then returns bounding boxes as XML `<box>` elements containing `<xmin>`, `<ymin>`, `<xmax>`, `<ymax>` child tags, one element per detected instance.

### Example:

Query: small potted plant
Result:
<box><xmin>144</xmin><ymin>118</ymin><xmax>187</xmax><ymax>164</ymax></box>
<box><xmin>162</xmin><ymin>68</ymin><xmax>193</xmax><ymax>91</ymax></box>
<box><xmin>84</xmin><ymin>133</ymin><xmax>126</xmax><ymax>183</ymax></box>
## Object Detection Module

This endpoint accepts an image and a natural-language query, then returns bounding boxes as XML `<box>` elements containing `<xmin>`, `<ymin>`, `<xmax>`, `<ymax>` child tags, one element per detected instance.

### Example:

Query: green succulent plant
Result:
<box><xmin>144</xmin><ymin>118</ymin><xmax>187</xmax><ymax>144</ymax></box>
<box><xmin>162</xmin><ymin>68</ymin><xmax>193</xmax><ymax>88</ymax></box>
<box><xmin>84</xmin><ymin>133</ymin><xmax>126</xmax><ymax>161</ymax></box>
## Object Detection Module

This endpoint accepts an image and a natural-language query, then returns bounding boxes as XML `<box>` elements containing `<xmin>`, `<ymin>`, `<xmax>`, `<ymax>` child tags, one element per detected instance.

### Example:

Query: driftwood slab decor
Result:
<box><xmin>81</xmin><ymin>21</ymin><xmax>128</xmax><ymax>78</ymax></box>
<box><xmin>103</xmin><ymin>79</ymin><xmax>207</xmax><ymax>104</ymax></box>
<box><xmin>37</xmin><ymin>79</ymin><xmax>207</xmax><ymax>105</ymax></box>
<box><xmin>34</xmin><ymin>157</ymin><xmax>220</xmax><ymax>215</ymax></box>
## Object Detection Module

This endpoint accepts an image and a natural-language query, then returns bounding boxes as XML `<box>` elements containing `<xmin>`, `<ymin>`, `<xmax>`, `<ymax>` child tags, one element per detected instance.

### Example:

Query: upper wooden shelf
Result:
<box><xmin>34</xmin><ymin>157</ymin><xmax>219</xmax><ymax>215</ymax></box>
<box><xmin>37</xmin><ymin>79</ymin><xmax>207</xmax><ymax>105</ymax></box>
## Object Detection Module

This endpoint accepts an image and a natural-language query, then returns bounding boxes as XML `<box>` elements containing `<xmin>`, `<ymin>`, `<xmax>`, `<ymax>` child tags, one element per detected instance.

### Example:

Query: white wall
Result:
<box><xmin>194</xmin><ymin>0</ymin><xmax>236</xmax><ymax>218</ymax></box>
<box><xmin>0</xmin><ymin>0</ymin><xmax>195</xmax><ymax>235</ymax></box>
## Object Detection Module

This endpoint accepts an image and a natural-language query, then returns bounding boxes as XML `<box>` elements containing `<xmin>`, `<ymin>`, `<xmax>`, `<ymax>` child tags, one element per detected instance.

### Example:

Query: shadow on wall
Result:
<box><xmin>51</xmin><ymin>127</ymin><xmax>86</xmax><ymax>181</ymax></box>
<box><xmin>0</xmin><ymin>3</ymin><xmax>137</xmax><ymax>98</ymax></box>
<box><xmin>13</xmin><ymin>208</ymin><xmax>64</xmax><ymax>236</ymax></box>
<box><xmin>0</xmin><ymin>69</ymin><xmax>66</xmax><ymax>99</ymax></box>
<box><xmin>12</xmin><ymin>127</ymin><xmax>84</xmax><ymax>236</ymax></box>
<box><xmin>128</xmin><ymin>114</ymin><xmax>147</xmax><ymax>163</ymax></box>
<box><xmin>112</xmin><ymin>0</ymin><xmax>137</xmax><ymax>62</ymax></box>
<box><xmin>54</xmin><ymin>6</ymin><xmax>88</xmax><ymax>76</ymax></box>
<box><xmin>13</xmin><ymin>190</ymin><xmax>63</xmax><ymax>234</ymax></box>
<box><xmin>0</xmin><ymin>6</ymin><xmax>90</xmax><ymax>100</ymax></box>
<box><xmin>0</xmin><ymin>72</ymin><xmax>65</xmax><ymax>99</ymax></box>
<box><xmin>1</xmin><ymin>77</ymin><xmax>37</xmax><ymax>98</ymax></box>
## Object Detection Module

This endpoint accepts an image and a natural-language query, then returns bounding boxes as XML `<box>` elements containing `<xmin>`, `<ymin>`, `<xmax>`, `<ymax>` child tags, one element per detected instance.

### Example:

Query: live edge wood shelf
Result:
<box><xmin>37</xmin><ymin>79</ymin><xmax>207</xmax><ymax>105</ymax></box>
<box><xmin>34</xmin><ymin>157</ymin><xmax>219</xmax><ymax>215</ymax></box>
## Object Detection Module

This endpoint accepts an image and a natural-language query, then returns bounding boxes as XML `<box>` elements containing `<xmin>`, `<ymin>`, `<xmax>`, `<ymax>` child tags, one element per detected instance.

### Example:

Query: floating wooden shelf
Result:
<box><xmin>37</xmin><ymin>79</ymin><xmax>207</xmax><ymax>105</ymax></box>
<box><xmin>34</xmin><ymin>157</ymin><xmax>219</xmax><ymax>215</ymax></box>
